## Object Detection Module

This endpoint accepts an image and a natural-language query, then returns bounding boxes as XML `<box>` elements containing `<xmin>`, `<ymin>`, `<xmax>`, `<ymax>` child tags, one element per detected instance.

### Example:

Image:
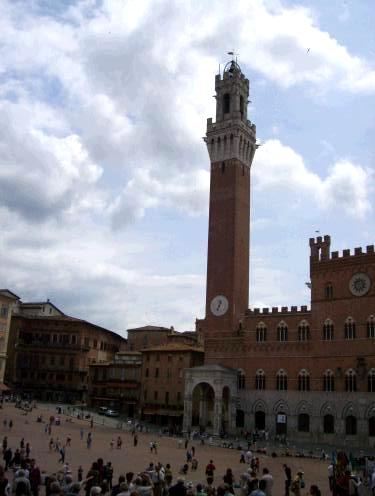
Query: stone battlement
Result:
<box><xmin>309</xmin><ymin>235</ymin><xmax>374</xmax><ymax>263</ymax></box>
<box><xmin>246</xmin><ymin>305</ymin><xmax>310</xmax><ymax>316</ymax></box>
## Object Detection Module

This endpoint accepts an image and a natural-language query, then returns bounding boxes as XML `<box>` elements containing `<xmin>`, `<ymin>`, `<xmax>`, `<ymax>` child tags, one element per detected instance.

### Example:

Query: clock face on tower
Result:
<box><xmin>349</xmin><ymin>273</ymin><xmax>371</xmax><ymax>296</ymax></box>
<box><xmin>210</xmin><ymin>295</ymin><xmax>229</xmax><ymax>316</ymax></box>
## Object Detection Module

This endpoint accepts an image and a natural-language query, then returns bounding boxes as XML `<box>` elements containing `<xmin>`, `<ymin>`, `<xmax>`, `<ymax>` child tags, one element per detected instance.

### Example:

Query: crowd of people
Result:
<box><xmin>2</xmin><ymin>405</ymin><xmax>374</xmax><ymax>496</ymax></box>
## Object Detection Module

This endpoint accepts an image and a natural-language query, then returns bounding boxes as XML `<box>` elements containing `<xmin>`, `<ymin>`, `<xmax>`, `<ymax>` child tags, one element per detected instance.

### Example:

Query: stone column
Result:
<box><xmin>229</xmin><ymin>398</ymin><xmax>237</xmax><ymax>434</ymax></box>
<box><xmin>199</xmin><ymin>392</ymin><xmax>208</xmax><ymax>428</ymax></box>
<box><xmin>213</xmin><ymin>397</ymin><xmax>223</xmax><ymax>436</ymax></box>
<box><xmin>183</xmin><ymin>394</ymin><xmax>192</xmax><ymax>434</ymax></box>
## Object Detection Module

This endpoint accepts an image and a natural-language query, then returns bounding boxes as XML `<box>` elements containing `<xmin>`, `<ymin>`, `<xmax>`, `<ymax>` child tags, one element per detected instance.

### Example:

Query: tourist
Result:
<box><xmin>133</xmin><ymin>435</ymin><xmax>138</xmax><ymax>447</ymax></box>
<box><xmin>165</xmin><ymin>465</ymin><xmax>173</xmax><ymax>488</ymax></box>
<box><xmin>116</xmin><ymin>437</ymin><xmax>122</xmax><ymax>450</ymax></box>
<box><xmin>195</xmin><ymin>484</ymin><xmax>206</xmax><ymax>496</ymax></box>
<box><xmin>105</xmin><ymin>463</ymin><xmax>113</xmax><ymax>490</ymax></box>
<box><xmin>250</xmin><ymin>480</ymin><xmax>267</xmax><ymax>496</ymax></box>
<box><xmin>13</xmin><ymin>470</ymin><xmax>31</xmax><ymax>496</ymax></box>
<box><xmin>116</xmin><ymin>483</ymin><xmax>129</xmax><ymax>496</ymax></box>
<box><xmin>169</xmin><ymin>477</ymin><xmax>187</xmax><ymax>496</ymax></box>
<box><xmin>87</xmin><ymin>432</ymin><xmax>92</xmax><ymax>449</ymax></box>
<box><xmin>260</xmin><ymin>468</ymin><xmax>273</xmax><ymax>496</ymax></box>
<box><xmin>205</xmin><ymin>460</ymin><xmax>216</xmax><ymax>486</ymax></box>
<box><xmin>223</xmin><ymin>468</ymin><xmax>234</xmax><ymax>494</ymax></box>
<box><xmin>0</xmin><ymin>466</ymin><xmax>9</xmax><ymax>496</ymax></box>
<box><xmin>29</xmin><ymin>459</ymin><xmax>41</xmax><ymax>496</ymax></box>
<box><xmin>112</xmin><ymin>476</ymin><xmax>126</xmax><ymax>496</ymax></box>
<box><xmin>309</xmin><ymin>485</ymin><xmax>321</xmax><ymax>496</ymax></box>
<box><xmin>78</xmin><ymin>467</ymin><xmax>83</xmax><ymax>483</ymax></box>
<box><xmin>328</xmin><ymin>462</ymin><xmax>334</xmax><ymax>492</ymax></box>
<box><xmin>283</xmin><ymin>464</ymin><xmax>292</xmax><ymax>496</ymax></box>
<box><xmin>3</xmin><ymin>448</ymin><xmax>12</xmax><ymax>471</ymax></box>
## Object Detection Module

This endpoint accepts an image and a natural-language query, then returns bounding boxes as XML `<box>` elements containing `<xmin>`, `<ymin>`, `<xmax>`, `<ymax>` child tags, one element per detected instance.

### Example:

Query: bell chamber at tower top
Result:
<box><xmin>205</xmin><ymin>60</ymin><xmax>257</xmax><ymax>168</ymax></box>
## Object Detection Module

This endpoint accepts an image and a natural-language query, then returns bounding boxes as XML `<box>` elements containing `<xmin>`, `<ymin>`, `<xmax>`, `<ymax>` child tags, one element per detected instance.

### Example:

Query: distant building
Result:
<box><xmin>140</xmin><ymin>343</ymin><xmax>204</xmax><ymax>427</ymax></box>
<box><xmin>0</xmin><ymin>290</ymin><xmax>20</xmax><ymax>388</ymax></box>
<box><xmin>5</xmin><ymin>304</ymin><xmax>126</xmax><ymax>403</ymax></box>
<box><xmin>126</xmin><ymin>325</ymin><xmax>173</xmax><ymax>351</ymax></box>
<box><xmin>88</xmin><ymin>351</ymin><xmax>142</xmax><ymax>417</ymax></box>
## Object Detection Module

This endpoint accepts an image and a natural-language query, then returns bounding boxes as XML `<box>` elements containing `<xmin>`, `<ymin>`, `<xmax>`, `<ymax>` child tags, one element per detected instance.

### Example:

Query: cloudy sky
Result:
<box><xmin>0</xmin><ymin>0</ymin><xmax>374</xmax><ymax>336</ymax></box>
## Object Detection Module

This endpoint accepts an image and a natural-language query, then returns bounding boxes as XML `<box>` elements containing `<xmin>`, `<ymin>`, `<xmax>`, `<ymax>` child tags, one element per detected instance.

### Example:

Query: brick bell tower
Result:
<box><xmin>204</xmin><ymin>60</ymin><xmax>257</xmax><ymax>333</ymax></box>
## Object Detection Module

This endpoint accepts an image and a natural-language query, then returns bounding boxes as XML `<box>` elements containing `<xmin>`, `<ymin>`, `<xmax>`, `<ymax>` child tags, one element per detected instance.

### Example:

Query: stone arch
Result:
<box><xmin>364</xmin><ymin>403</ymin><xmax>375</xmax><ymax>419</ymax></box>
<box><xmin>273</xmin><ymin>399</ymin><xmax>290</xmax><ymax>415</ymax></box>
<box><xmin>320</xmin><ymin>401</ymin><xmax>337</xmax><ymax>417</ymax></box>
<box><xmin>342</xmin><ymin>402</ymin><xmax>359</xmax><ymax>419</ymax></box>
<box><xmin>252</xmin><ymin>398</ymin><xmax>268</xmax><ymax>414</ymax></box>
<box><xmin>191</xmin><ymin>381</ymin><xmax>215</xmax><ymax>429</ymax></box>
<box><xmin>295</xmin><ymin>400</ymin><xmax>313</xmax><ymax>415</ymax></box>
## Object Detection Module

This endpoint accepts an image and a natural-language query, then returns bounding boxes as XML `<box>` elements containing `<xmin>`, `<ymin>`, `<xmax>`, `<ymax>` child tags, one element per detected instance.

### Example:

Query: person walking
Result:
<box><xmin>29</xmin><ymin>460</ymin><xmax>41</xmax><ymax>496</ymax></box>
<box><xmin>205</xmin><ymin>460</ymin><xmax>216</xmax><ymax>486</ymax></box>
<box><xmin>260</xmin><ymin>468</ymin><xmax>273</xmax><ymax>496</ymax></box>
<box><xmin>283</xmin><ymin>465</ymin><xmax>292</xmax><ymax>496</ymax></box>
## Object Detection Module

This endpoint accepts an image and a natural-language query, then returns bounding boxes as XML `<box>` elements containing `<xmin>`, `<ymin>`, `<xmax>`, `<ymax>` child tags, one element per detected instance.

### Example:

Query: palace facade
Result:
<box><xmin>183</xmin><ymin>61</ymin><xmax>375</xmax><ymax>447</ymax></box>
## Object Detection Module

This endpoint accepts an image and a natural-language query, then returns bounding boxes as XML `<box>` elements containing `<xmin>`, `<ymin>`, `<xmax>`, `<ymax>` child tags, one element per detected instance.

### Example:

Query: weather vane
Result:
<box><xmin>227</xmin><ymin>50</ymin><xmax>239</xmax><ymax>63</ymax></box>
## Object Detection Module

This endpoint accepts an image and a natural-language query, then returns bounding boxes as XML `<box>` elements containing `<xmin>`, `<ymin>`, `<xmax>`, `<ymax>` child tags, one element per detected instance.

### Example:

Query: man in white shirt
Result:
<box><xmin>261</xmin><ymin>468</ymin><xmax>273</xmax><ymax>496</ymax></box>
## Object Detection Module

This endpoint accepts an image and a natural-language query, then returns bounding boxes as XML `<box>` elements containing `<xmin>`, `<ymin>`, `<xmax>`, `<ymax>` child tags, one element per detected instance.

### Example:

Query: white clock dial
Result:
<box><xmin>349</xmin><ymin>273</ymin><xmax>371</xmax><ymax>297</ymax></box>
<box><xmin>210</xmin><ymin>295</ymin><xmax>229</xmax><ymax>316</ymax></box>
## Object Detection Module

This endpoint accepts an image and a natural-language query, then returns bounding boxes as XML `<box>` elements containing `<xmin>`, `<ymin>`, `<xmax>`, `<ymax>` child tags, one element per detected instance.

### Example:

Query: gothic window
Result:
<box><xmin>369</xmin><ymin>417</ymin><xmax>375</xmax><ymax>437</ymax></box>
<box><xmin>223</xmin><ymin>93</ymin><xmax>230</xmax><ymax>114</ymax></box>
<box><xmin>345</xmin><ymin>369</ymin><xmax>357</xmax><ymax>392</ymax></box>
<box><xmin>324</xmin><ymin>283</ymin><xmax>333</xmax><ymax>299</ymax></box>
<box><xmin>255</xmin><ymin>369</ymin><xmax>265</xmax><ymax>390</ymax></box>
<box><xmin>344</xmin><ymin>317</ymin><xmax>356</xmax><ymax>339</ymax></box>
<box><xmin>256</xmin><ymin>322</ymin><xmax>267</xmax><ymax>342</ymax></box>
<box><xmin>298</xmin><ymin>413</ymin><xmax>310</xmax><ymax>432</ymax></box>
<box><xmin>237</xmin><ymin>370</ymin><xmax>246</xmax><ymax>390</ymax></box>
<box><xmin>298</xmin><ymin>369</ymin><xmax>310</xmax><ymax>391</ymax></box>
<box><xmin>367</xmin><ymin>316</ymin><xmax>375</xmax><ymax>338</ymax></box>
<box><xmin>345</xmin><ymin>415</ymin><xmax>357</xmax><ymax>435</ymax></box>
<box><xmin>298</xmin><ymin>320</ymin><xmax>310</xmax><ymax>341</ymax></box>
<box><xmin>323</xmin><ymin>369</ymin><xmax>335</xmax><ymax>392</ymax></box>
<box><xmin>276</xmin><ymin>369</ymin><xmax>288</xmax><ymax>391</ymax></box>
<box><xmin>221</xmin><ymin>161</ymin><xmax>225</xmax><ymax>174</ymax></box>
<box><xmin>368</xmin><ymin>369</ymin><xmax>375</xmax><ymax>392</ymax></box>
<box><xmin>240</xmin><ymin>95</ymin><xmax>244</xmax><ymax>119</ymax></box>
<box><xmin>277</xmin><ymin>322</ymin><xmax>288</xmax><ymax>342</ymax></box>
<box><xmin>323</xmin><ymin>319</ymin><xmax>334</xmax><ymax>340</ymax></box>
<box><xmin>323</xmin><ymin>414</ymin><xmax>335</xmax><ymax>434</ymax></box>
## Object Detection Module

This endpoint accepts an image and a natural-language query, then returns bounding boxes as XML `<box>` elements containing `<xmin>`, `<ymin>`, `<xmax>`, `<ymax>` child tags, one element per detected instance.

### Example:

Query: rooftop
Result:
<box><xmin>141</xmin><ymin>343</ymin><xmax>204</xmax><ymax>353</ymax></box>
<box><xmin>126</xmin><ymin>325</ymin><xmax>172</xmax><ymax>333</ymax></box>
<box><xmin>0</xmin><ymin>289</ymin><xmax>21</xmax><ymax>300</ymax></box>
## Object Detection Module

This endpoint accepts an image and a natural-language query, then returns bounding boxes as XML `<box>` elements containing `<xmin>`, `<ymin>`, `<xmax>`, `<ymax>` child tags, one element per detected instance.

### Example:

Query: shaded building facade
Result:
<box><xmin>6</xmin><ymin>309</ymin><xmax>126</xmax><ymax>402</ymax></box>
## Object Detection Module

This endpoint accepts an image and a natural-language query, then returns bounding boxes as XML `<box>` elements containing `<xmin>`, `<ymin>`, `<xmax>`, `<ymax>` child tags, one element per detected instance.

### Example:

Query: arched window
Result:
<box><xmin>298</xmin><ymin>320</ymin><xmax>310</xmax><ymax>341</ymax></box>
<box><xmin>345</xmin><ymin>415</ymin><xmax>357</xmax><ymax>435</ymax></box>
<box><xmin>255</xmin><ymin>369</ymin><xmax>265</xmax><ymax>390</ymax></box>
<box><xmin>276</xmin><ymin>369</ymin><xmax>288</xmax><ymax>391</ymax></box>
<box><xmin>369</xmin><ymin>417</ymin><xmax>375</xmax><ymax>437</ymax></box>
<box><xmin>368</xmin><ymin>369</ymin><xmax>375</xmax><ymax>392</ymax></box>
<box><xmin>323</xmin><ymin>414</ymin><xmax>335</xmax><ymax>434</ymax></box>
<box><xmin>344</xmin><ymin>317</ymin><xmax>356</xmax><ymax>339</ymax></box>
<box><xmin>298</xmin><ymin>369</ymin><xmax>310</xmax><ymax>391</ymax></box>
<box><xmin>298</xmin><ymin>413</ymin><xmax>310</xmax><ymax>432</ymax></box>
<box><xmin>256</xmin><ymin>322</ymin><xmax>267</xmax><ymax>342</ymax></box>
<box><xmin>223</xmin><ymin>93</ymin><xmax>230</xmax><ymax>114</ymax></box>
<box><xmin>324</xmin><ymin>283</ymin><xmax>333</xmax><ymax>299</ymax></box>
<box><xmin>367</xmin><ymin>316</ymin><xmax>375</xmax><ymax>338</ymax></box>
<box><xmin>345</xmin><ymin>369</ymin><xmax>357</xmax><ymax>392</ymax></box>
<box><xmin>237</xmin><ymin>370</ymin><xmax>246</xmax><ymax>390</ymax></box>
<box><xmin>323</xmin><ymin>370</ymin><xmax>335</xmax><ymax>392</ymax></box>
<box><xmin>323</xmin><ymin>319</ymin><xmax>334</xmax><ymax>340</ymax></box>
<box><xmin>277</xmin><ymin>322</ymin><xmax>288</xmax><ymax>342</ymax></box>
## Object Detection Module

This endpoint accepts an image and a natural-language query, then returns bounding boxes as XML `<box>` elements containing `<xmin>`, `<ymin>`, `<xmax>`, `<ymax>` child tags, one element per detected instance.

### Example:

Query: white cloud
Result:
<box><xmin>109</xmin><ymin>168</ymin><xmax>210</xmax><ymax>228</ymax></box>
<box><xmin>253</xmin><ymin>139</ymin><xmax>372</xmax><ymax>218</ymax></box>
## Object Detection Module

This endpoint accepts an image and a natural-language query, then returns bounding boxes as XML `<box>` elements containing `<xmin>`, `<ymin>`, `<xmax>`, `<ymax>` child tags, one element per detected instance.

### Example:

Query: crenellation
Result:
<box><xmin>247</xmin><ymin>306</ymin><xmax>311</xmax><ymax>315</ymax></box>
<box><xmin>312</xmin><ymin>243</ymin><xmax>375</xmax><ymax>264</ymax></box>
